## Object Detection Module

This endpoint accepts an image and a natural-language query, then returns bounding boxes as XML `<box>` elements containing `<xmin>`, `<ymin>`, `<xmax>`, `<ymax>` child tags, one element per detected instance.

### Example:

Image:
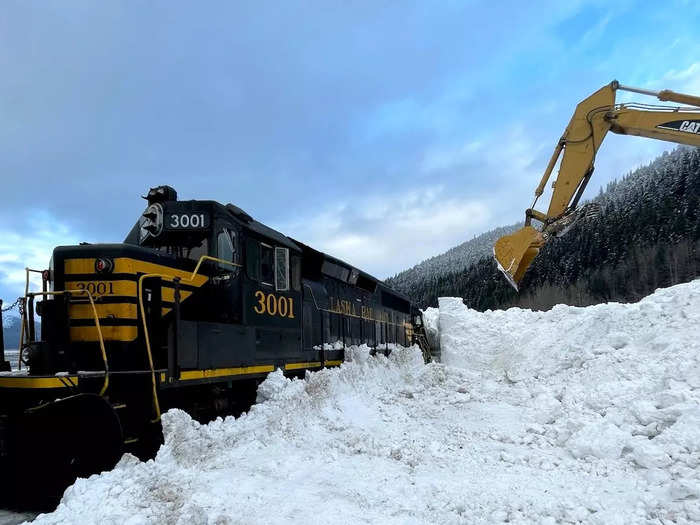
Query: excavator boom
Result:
<box><xmin>494</xmin><ymin>80</ymin><xmax>700</xmax><ymax>289</ymax></box>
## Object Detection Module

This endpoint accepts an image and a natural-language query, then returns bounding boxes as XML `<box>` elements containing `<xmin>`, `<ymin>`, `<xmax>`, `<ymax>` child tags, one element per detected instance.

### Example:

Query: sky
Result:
<box><xmin>1</xmin><ymin>0</ymin><xmax>700</xmax><ymax>304</ymax></box>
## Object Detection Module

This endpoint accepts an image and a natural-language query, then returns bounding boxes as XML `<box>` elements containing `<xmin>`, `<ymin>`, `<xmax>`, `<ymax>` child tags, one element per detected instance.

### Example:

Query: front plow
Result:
<box><xmin>0</xmin><ymin>393</ymin><xmax>123</xmax><ymax>509</ymax></box>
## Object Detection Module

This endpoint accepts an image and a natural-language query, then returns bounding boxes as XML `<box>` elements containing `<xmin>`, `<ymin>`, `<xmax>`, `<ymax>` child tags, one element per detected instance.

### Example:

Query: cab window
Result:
<box><xmin>185</xmin><ymin>239</ymin><xmax>208</xmax><ymax>262</ymax></box>
<box><xmin>217</xmin><ymin>228</ymin><xmax>238</xmax><ymax>271</ymax></box>
<box><xmin>246</xmin><ymin>238</ymin><xmax>293</xmax><ymax>290</ymax></box>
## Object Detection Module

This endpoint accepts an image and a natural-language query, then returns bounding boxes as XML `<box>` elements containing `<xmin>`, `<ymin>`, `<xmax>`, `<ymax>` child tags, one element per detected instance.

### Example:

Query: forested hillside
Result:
<box><xmin>389</xmin><ymin>146</ymin><xmax>700</xmax><ymax>310</ymax></box>
<box><xmin>386</xmin><ymin>223</ymin><xmax>520</xmax><ymax>293</ymax></box>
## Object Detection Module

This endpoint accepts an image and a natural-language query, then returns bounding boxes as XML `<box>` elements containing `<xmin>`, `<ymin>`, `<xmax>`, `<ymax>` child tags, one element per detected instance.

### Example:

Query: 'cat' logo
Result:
<box><xmin>679</xmin><ymin>120</ymin><xmax>700</xmax><ymax>134</ymax></box>
<box><xmin>656</xmin><ymin>119</ymin><xmax>700</xmax><ymax>134</ymax></box>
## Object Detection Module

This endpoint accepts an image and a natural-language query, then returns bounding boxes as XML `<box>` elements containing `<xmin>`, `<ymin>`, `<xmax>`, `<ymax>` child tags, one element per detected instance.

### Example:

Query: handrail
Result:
<box><xmin>615</xmin><ymin>102</ymin><xmax>700</xmax><ymax>112</ymax></box>
<box><xmin>17</xmin><ymin>268</ymin><xmax>44</xmax><ymax>370</ymax></box>
<box><xmin>137</xmin><ymin>255</ymin><xmax>242</xmax><ymax>422</ymax></box>
<box><xmin>22</xmin><ymin>289</ymin><xmax>110</xmax><ymax>396</ymax></box>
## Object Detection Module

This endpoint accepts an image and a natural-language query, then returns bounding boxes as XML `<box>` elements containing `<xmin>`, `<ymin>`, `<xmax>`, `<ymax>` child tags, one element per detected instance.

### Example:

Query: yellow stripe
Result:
<box><xmin>64</xmin><ymin>259</ymin><xmax>98</xmax><ymax>274</ymax></box>
<box><xmin>161</xmin><ymin>288</ymin><xmax>192</xmax><ymax>303</ymax></box>
<box><xmin>160</xmin><ymin>365</ymin><xmax>275</xmax><ymax>382</ymax></box>
<box><xmin>0</xmin><ymin>360</ymin><xmax>343</xmax><ymax>390</ymax></box>
<box><xmin>0</xmin><ymin>376</ymin><xmax>78</xmax><ymax>389</ymax></box>
<box><xmin>64</xmin><ymin>258</ymin><xmax>208</xmax><ymax>287</ymax></box>
<box><xmin>67</xmin><ymin>293</ymin><xmax>191</xmax><ymax>321</ymax></box>
<box><xmin>63</xmin><ymin>257</ymin><xmax>207</xmax><ymax>343</ymax></box>
<box><xmin>70</xmin><ymin>303</ymin><xmax>138</xmax><ymax>320</ymax></box>
<box><xmin>64</xmin><ymin>280</ymin><xmax>137</xmax><ymax>296</ymax></box>
<box><xmin>285</xmin><ymin>361</ymin><xmax>322</xmax><ymax>370</ymax></box>
<box><xmin>284</xmin><ymin>360</ymin><xmax>343</xmax><ymax>370</ymax></box>
<box><xmin>62</xmin><ymin>282</ymin><xmax>196</xmax><ymax>301</ymax></box>
<box><xmin>121</xmin><ymin>259</ymin><xmax>208</xmax><ymax>286</ymax></box>
<box><xmin>160</xmin><ymin>361</ymin><xmax>344</xmax><ymax>383</ymax></box>
<box><xmin>70</xmin><ymin>326</ymin><xmax>138</xmax><ymax>342</ymax></box>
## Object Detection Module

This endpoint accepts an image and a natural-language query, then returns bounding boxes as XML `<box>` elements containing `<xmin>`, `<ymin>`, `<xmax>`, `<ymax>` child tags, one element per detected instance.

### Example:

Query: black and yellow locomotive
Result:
<box><xmin>0</xmin><ymin>186</ymin><xmax>431</xmax><ymax>506</ymax></box>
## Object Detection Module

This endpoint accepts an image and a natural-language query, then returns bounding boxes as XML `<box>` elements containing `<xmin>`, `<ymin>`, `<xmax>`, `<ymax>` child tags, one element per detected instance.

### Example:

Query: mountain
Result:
<box><xmin>390</xmin><ymin>146</ymin><xmax>700</xmax><ymax>310</ymax></box>
<box><xmin>386</xmin><ymin>223</ymin><xmax>521</xmax><ymax>302</ymax></box>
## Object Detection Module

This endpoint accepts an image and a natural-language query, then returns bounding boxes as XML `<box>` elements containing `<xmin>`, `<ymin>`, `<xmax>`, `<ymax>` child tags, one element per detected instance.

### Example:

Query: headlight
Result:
<box><xmin>140</xmin><ymin>203</ymin><xmax>164</xmax><ymax>241</ymax></box>
<box><xmin>95</xmin><ymin>257</ymin><xmax>114</xmax><ymax>274</ymax></box>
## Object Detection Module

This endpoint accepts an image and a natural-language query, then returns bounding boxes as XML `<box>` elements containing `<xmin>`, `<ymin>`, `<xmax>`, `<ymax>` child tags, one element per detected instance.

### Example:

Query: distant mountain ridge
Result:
<box><xmin>386</xmin><ymin>223</ymin><xmax>521</xmax><ymax>292</ymax></box>
<box><xmin>388</xmin><ymin>146</ymin><xmax>700</xmax><ymax>310</ymax></box>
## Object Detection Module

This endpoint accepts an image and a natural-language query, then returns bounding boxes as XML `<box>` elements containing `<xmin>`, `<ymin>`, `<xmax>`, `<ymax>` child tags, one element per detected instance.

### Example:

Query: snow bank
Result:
<box><xmin>420</xmin><ymin>306</ymin><xmax>440</xmax><ymax>354</ymax></box>
<box><xmin>32</xmin><ymin>280</ymin><xmax>700</xmax><ymax>524</ymax></box>
<box><xmin>438</xmin><ymin>280</ymin><xmax>700</xmax><ymax>522</ymax></box>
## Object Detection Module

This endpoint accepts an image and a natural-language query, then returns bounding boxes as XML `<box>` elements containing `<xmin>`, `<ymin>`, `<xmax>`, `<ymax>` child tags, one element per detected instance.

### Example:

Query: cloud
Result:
<box><xmin>578</xmin><ymin>13</ymin><xmax>612</xmax><ymax>48</ymax></box>
<box><xmin>0</xmin><ymin>211</ymin><xmax>79</xmax><ymax>302</ymax></box>
<box><xmin>420</xmin><ymin>140</ymin><xmax>483</xmax><ymax>174</ymax></box>
<box><xmin>660</xmin><ymin>62</ymin><xmax>700</xmax><ymax>95</ymax></box>
<box><xmin>420</xmin><ymin>124</ymin><xmax>547</xmax><ymax>180</ymax></box>
<box><xmin>276</xmin><ymin>187</ymin><xmax>491</xmax><ymax>279</ymax></box>
<box><xmin>1</xmin><ymin>0</ymin><xmax>698</xmax><ymax>286</ymax></box>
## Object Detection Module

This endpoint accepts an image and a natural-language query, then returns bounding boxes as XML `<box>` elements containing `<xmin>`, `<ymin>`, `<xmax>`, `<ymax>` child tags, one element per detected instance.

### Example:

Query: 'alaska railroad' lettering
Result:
<box><xmin>328</xmin><ymin>296</ymin><xmax>391</xmax><ymax>323</ymax></box>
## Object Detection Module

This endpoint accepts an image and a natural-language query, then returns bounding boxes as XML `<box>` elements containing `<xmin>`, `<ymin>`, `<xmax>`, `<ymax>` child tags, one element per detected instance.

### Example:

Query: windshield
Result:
<box><xmin>151</xmin><ymin>239</ymin><xmax>209</xmax><ymax>261</ymax></box>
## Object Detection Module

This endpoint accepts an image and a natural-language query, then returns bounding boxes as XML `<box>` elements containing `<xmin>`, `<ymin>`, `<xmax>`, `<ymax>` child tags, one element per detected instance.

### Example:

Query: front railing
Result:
<box><xmin>17</xmin><ymin>265</ymin><xmax>110</xmax><ymax>396</ymax></box>
<box><xmin>137</xmin><ymin>255</ymin><xmax>241</xmax><ymax>421</ymax></box>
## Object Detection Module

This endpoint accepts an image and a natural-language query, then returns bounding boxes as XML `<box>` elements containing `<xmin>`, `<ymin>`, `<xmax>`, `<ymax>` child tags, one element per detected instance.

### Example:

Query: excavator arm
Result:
<box><xmin>494</xmin><ymin>80</ymin><xmax>700</xmax><ymax>290</ymax></box>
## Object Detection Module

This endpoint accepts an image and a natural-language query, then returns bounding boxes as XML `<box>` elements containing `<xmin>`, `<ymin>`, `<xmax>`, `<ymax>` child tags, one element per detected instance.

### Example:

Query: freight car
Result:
<box><xmin>0</xmin><ymin>186</ymin><xmax>432</xmax><ymax>507</ymax></box>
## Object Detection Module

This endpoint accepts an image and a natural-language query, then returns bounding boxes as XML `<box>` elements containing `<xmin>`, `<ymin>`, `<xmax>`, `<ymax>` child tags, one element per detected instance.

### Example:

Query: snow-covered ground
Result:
<box><xmin>28</xmin><ymin>280</ymin><xmax>700</xmax><ymax>524</ymax></box>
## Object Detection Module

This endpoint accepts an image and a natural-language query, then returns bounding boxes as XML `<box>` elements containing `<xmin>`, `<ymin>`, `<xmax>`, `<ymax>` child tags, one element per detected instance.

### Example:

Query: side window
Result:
<box><xmin>217</xmin><ymin>229</ymin><xmax>233</xmax><ymax>269</ymax></box>
<box><xmin>275</xmin><ymin>247</ymin><xmax>289</xmax><ymax>291</ymax></box>
<box><xmin>186</xmin><ymin>239</ymin><xmax>208</xmax><ymax>262</ymax></box>
<box><xmin>260</xmin><ymin>243</ymin><xmax>274</xmax><ymax>286</ymax></box>
<box><xmin>246</xmin><ymin>238</ymin><xmax>259</xmax><ymax>280</ymax></box>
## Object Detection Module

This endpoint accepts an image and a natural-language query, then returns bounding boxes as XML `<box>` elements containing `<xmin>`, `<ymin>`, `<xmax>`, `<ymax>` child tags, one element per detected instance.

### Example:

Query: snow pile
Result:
<box><xmin>32</xmin><ymin>280</ymin><xmax>700</xmax><ymax>524</ymax></box>
<box><xmin>421</xmin><ymin>306</ymin><xmax>440</xmax><ymax>354</ymax></box>
<box><xmin>438</xmin><ymin>279</ymin><xmax>700</xmax><ymax>522</ymax></box>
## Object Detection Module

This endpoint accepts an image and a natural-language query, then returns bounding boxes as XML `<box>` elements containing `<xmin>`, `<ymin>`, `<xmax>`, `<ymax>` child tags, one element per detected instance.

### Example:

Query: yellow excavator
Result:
<box><xmin>494</xmin><ymin>80</ymin><xmax>700</xmax><ymax>290</ymax></box>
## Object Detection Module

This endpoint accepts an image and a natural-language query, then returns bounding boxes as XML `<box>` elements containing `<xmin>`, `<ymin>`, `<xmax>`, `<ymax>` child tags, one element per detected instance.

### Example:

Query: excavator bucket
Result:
<box><xmin>493</xmin><ymin>226</ymin><xmax>545</xmax><ymax>291</ymax></box>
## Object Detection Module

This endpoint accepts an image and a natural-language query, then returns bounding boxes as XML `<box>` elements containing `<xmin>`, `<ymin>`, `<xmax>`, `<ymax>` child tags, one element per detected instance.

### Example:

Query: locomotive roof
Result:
<box><xmin>132</xmin><ymin>188</ymin><xmax>409</xmax><ymax>303</ymax></box>
<box><xmin>224</xmin><ymin>203</ymin><xmax>301</xmax><ymax>252</ymax></box>
<box><xmin>220</xmin><ymin>202</ymin><xmax>410</xmax><ymax>302</ymax></box>
<box><xmin>289</xmin><ymin>237</ymin><xmax>411</xmax><ymax>303</ymax></box>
